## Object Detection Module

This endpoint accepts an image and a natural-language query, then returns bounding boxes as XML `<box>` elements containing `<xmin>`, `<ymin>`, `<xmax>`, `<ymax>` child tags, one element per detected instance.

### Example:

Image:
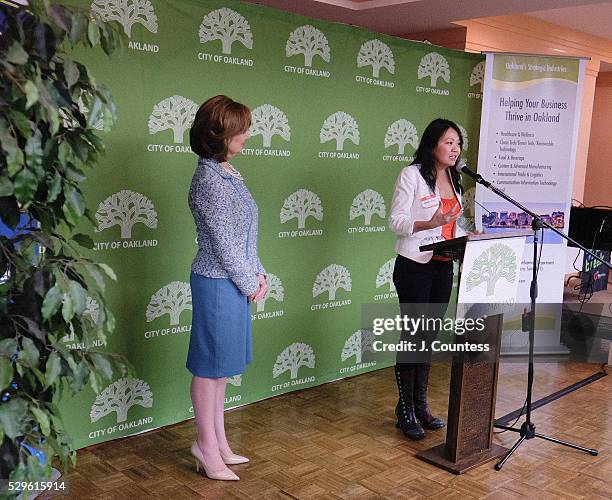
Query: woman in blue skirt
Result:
<box><xmin>187</xmin><ymin>95</ymin><xmax>267</xmax><ymax>481</ymax></box>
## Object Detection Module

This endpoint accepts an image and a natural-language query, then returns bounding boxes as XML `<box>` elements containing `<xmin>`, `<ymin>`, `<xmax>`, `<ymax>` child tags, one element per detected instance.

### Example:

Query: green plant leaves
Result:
<box><xmin>44</xmin><ymin>352</ymin><xmax>62</xmax><ymax>388</ymax></box>
<box><xmin>42</xmin><ymin>285</ymin><xmax>62</xmax><ymax>320</ymax></box>
<box><xmin>6</xmin><ymin>42</ymin><xmax>28</xmax><ymax>64</ymax></box>
<box><xmin>72</xmin><ymin>233</ymin><xmax>94</xmax><ymax>249</ymax></box>
<box><xmin>46</xmin><ymin>171</ymin><xmax>62</xmax><ymax>203</ymax></box>
<box><xmin>90</xmin><ymin>353</ymin><xmax>113</xmax><ymax>381</ymax></box>
<box><xmin>0</xmin><ymin>398</ymin><xmax>27</xmax><ymax>439</ymax></box>
<box><xmin>13</xmin><ymin>168</ymin><xmax>38</xmax><ymax>204</ymax></box>
<box><xmin>31</xmin><ymin>405</ymin><xmax>51</xmax><ymax>436</ymax></box>
<box><xmin>0</xmin><ymin>177</ymin><xmax>14</xmax><ymax>197</ymax></box>
<box><xmin>99</xmin><ymin>263</ymin><xmax>116</xmax><ymax>281</ymax></box>
<box><xmin>64</xmin><ymin>59</ymin><xmax>79</xmax><ymax>88</ymax></box>
<box><xmin>20</xmin><ymin>337</ymin><xmax>39</xmax><ymax>367</ymax></box>
<box><xmin>62</xmin><ymin>185</ymin><xmax>85</xmax><ymax>225</ymax></box>
<box><xmin>24</xmin><ymin>81</ymin><xmax>39</xmax><ymax>109</ymax></box>
<box><xmin>88</xmin><ymin>21</ymin><xmax>101</xmax><ymax>47</ymax></box>
<box><xmin>69</xmin><ymin>280</ymin><xmax>86</xmax><ymax>316</ymax></box>
<box><xmin>0</xmin><ymin>357</ymin><xmax>13</xmax><ymax>391</ymax></box>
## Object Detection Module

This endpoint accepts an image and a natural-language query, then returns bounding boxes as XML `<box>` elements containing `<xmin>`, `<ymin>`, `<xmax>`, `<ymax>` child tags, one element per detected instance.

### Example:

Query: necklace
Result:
<box><xmin>221</xmin><ymin>161</ymin><xmax>243</xmax><ymax>181</ymax></box>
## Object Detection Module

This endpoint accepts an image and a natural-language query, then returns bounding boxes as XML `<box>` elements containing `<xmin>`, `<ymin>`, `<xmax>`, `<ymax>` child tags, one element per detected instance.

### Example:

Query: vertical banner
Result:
<box><xmin>59</xmin><ymin>0</ymin><xmax>484</xmax><ymax>448</ymax></box>
<box><xmin>475</xmin><ymin>53</ymin><xmax>587</xmax><ymax>353</ymax></box>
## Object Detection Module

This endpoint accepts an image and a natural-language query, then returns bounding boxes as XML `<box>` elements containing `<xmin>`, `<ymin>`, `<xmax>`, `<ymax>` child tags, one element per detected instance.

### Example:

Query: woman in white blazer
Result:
<box><xmin>389</xmin><ymin>118</ymin><xmax>464</xmax><ymax>440</ymax></box>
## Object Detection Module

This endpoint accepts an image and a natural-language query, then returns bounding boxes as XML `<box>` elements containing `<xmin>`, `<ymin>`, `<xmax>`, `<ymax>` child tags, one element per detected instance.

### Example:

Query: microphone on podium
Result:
<box><xmin>455</xmin><ymin>159</ymin><xmax>491</xmax><ymax>188</ymax></box>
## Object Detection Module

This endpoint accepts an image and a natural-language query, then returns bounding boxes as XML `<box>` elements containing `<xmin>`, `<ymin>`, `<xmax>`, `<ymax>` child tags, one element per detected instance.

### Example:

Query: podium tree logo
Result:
<box><xmin>320</xmin><ymin>111</ymin><xmax>360</xmax><ymax>151</ymax></box>
<box><xmin>350</xmin><ymin>189</ymin><xmax>386</xmax><ymax>226</ymax></box>
<box><xmin>384</xmin><ymin>119</ymin><xmax>418</xmax><ymax>155</ymax></box>
<box><xmin>342</xmin><ymin>329</ymin><xmax>375</xmax><ymax>364</ymax></box>
<box><xmin>280</xmin><ymin>189</ymin><xmax>323</xmax><ymax>229</ymax></box>
<box><xmin>376</xmin><ymin>258</ymin><xmax>396</xmax><ymax>292</ymax></box>
<box><xmin>199</xmin><ymin>8</ymin><xmax>253</xmax><ymax>55</ymax></box>
<box><xmin>458</xmin><ymin>186</ymin><xmax>476</xmax><ymax>231</ymax></box>
<box><xmin>96</xmin><ymin>190</ymin><xmax>158</xmax><ymax>239</ymax></box>
<box><xmin>273</xmin><ymin>342</ymin><xmax>316</xmax><ymax>380</ymax></box>
<box><xmin>146</xmin><ymin>281</ymin><xmax>192</xmax><ymax>326</ymax></box>
<box><xmin>148</xmin><ymin>95</ymin><xmax>198</xmax><ymax>144</ymax></box>
<box><xmin>458</xmin><ymin>124</ymin><xmax>469</xmax><ymax>151</ymax></box>
<box><xmin>257</xmin><ymin>273</ymin><xmax>284</xmax><ymax>313</ymax></box>
<box><xmin>90</xmin><ymin>378</ymin><xmax>153</xmax><ymax>423</ymax></box>
<box><xmin>249</xmin><ymin>104</ymin><xmax>291</xmax><ymax>148</ymax></box>
<box><xmin>470</xmin><ymin>61</ymin><xmax>485</xmax><ymax>92</ymax></box>
<box><xmin>286</xmin><ymin>24</ymin><xmax>330</xmax><ymax>67</ymax></box>
<box><xmin>357</xmin><ymin>39</ymin><xmax>395</xmax><ymax>78</ymax></box>
<box><xmin>227</xmin><ymin>375</ymin><xmax>242</xmax><ymax>387</ymax></box>
<box><xmin>418</xmin><ymin>52</ymin><xmax>451</xmax><ymax>87</ymax></box>
<box><xmin>91</xmin><ymin>0</ymin><xmax>158</xmax><ymax>37</ymax></box>
<box><xmin>313</xmin><ymin>264</ymin><xmax>352</xmax><ymax>301</ymax></box>
<box><xmin>466</xmin><ymin>243</ymin><xmax>517</xmax><ymax>296</ymax></box>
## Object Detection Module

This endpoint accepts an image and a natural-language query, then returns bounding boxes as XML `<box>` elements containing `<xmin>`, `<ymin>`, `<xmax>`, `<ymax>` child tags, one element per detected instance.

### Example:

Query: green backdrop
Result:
<box><xmin>60</xmin><ymin>0</ymin><xmax>484</xmax><ymax>448</ymax></box>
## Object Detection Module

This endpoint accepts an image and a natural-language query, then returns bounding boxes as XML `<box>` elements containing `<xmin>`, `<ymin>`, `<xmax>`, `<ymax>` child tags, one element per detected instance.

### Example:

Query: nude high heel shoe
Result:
<box><xmin>221</xmin><ymin>452</ymin><xmax>250</xmax><ymax>465</ymax></box>
<box><xmin>191</xmin><ymin>441</ymin><xmax>239</xmax><ymax>481</ymax></box>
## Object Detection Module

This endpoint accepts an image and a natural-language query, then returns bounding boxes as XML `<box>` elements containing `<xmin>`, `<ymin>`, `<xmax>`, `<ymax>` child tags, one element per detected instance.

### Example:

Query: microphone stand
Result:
<box><xmin>461</xmin><ymin>167</ymin><xmax>610</xmax><ymax>470</ymax></box>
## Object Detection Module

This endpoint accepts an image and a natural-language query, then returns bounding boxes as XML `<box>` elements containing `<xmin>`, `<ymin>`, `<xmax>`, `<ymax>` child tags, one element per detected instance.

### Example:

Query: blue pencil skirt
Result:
<box><xmin>186</xmin><ymin>272</ymin><xmax>252</xmax><ymax>378</ymax></box>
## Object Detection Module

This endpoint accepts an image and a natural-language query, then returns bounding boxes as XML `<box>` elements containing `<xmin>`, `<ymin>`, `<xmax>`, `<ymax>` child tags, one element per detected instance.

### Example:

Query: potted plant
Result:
<box><xmin>0</xmin><ymin>0</ymin><xmax>128</xmax><ymax>490</ymax></box>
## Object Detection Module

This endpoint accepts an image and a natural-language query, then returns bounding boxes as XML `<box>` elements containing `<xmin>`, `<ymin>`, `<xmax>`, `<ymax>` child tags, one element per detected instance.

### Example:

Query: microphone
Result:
<box><xmin>456</xmin><ymin>159</ymin><xmax>491</xmax><ymax>188</ymax></box>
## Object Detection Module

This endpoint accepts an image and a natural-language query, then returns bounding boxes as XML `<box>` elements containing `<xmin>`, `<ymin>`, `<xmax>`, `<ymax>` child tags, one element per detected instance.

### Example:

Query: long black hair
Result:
<box><xmin>412</xmin><ymin>118</ymin><xmax>463</xmax><ymax>195</ymax></box>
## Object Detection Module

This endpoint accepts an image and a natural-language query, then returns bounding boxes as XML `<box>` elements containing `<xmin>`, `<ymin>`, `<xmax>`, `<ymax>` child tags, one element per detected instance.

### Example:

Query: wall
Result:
<box><xmin>584</xmin><ymin>72</ymin><xmax>612</xmax><ymax>207</ymax></box>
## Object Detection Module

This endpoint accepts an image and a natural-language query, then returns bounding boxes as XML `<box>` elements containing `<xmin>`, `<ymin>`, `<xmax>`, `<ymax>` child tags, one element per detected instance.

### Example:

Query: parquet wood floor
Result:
<box><xmin>47</xmin><ymin>362</ymin><xmax>611</xmax><ymax>499</ymax></box>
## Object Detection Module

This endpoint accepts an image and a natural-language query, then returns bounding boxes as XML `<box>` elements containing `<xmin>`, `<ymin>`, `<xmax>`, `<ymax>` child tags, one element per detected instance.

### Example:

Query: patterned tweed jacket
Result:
<box><xmin>188</xmin><ymin>157</ymin><xmax>265</xmax><ymax>296</ymax></box>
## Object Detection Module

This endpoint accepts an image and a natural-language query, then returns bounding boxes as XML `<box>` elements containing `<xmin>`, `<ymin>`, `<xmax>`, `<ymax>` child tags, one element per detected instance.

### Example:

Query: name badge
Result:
<box><xmin>420</xmin><ymin>194</ymin><xmax>439</xmax><ymax>209</ymax></box>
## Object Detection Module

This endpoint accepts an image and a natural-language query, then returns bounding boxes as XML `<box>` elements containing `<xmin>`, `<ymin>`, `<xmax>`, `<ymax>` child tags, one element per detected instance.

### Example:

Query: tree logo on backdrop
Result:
<box><xmin>416</xmin><ymin>52</ymin><xmax>451</xmax><ymax>95</ymax></box>
<box><xmin>458</xmin><ymin>124</ymin><xmax>469</xmax><ymax>151</ymax></box>
<box><xmin>376</xmin><ymin>259</ymin><xmax>396</xmax><ymax>292</ymax></box>
<box><xmin>91</xmin><ymin>0</ymin><xmax>158</xmax><ymax>37</ymax></box>
<box><xmin>278</xmin><ymin>189</ymin><xmax>324</xmax><ymax>239</ymax></box>
<box><xmin>383</xmin><ymin>119</ymin><xmax>418</xmax><ymax>162</ymax></box>
<box><xmin>341</xmin><ymin>329</ymin><xmax>376</xmax><ymax>365</ymax></box>
<box><xmin>252</xmin><ymin>273</ymin><xmax>284</xmax><ymax>321</ymax></box>
<box><xmin>146</xmin><ymin>281</ymin><xmax>192</xmax><ymax>326</ymax></box>
<box><xmin>319</xmin><ymin>112</ymin><xmax>360</xmax><ymax>159</ymax></box>
<box><xmin>458</xmin><ymin>186</ymin><xmax>476</xmax><ymax>232</ymax></box>
<box><xmin>243</xmin><ymin>104</ymin><xmax>291</xmax><ymax>158</ymax></box>
<box><xmin>148</xmin><ymin>95</ymin><xmax>198</xmax><ymax>145</ymax></box>
<box><xmin>95</xmin><ymin>190</ymin><xmax>158</xmax><ymax>242</ymax></box>
<box><xmin>286</xmin><ymin>25</ymin><xmax>330</xmax><ymax>68</ymax></box>
<box><xmin>90</xmin><ymin>378</ymin><xmax>153</xmax><ymax>430</ymax></box>
<box><xmin>374</xmin><ymin>258</ymin><xmax>398</xmax><ymax>301</ymax></box>
<box><xmin>466</xmin><ymin>243</ymin><xmax>518</xmax><ymax>296</ymax></box>
<box><xmin>469</xmin><ymin>61</ymin><xmax>485</xmax><ymax>98</ymax></box>
<box><xmin>271</xmin><ymin>343</ymin><xmax>316</xmax><ymax>391</ymax></box>
<box><xmin>312</xmin><ymin>264</ymin><xmax>352</xmax><ymax>303</ymax></box>
<box><xmin>197</xmin><ymin>8</ymin><xmax>254</xmax><ymax>67</ymax></box>
<box><xmin>348</xmin><ymin>189</ymin><xmax>386</xmax><ymax>234</ymax></box>
<box><xmin>227</xmin><ymin>375</ymin><xmax>242</xmax><ymax>387</ymax></box>
<box><xmin>91</xmin><ymin>0</ymin><xmax>159</xmax><ymax>52</ymax></box>
<box><xmin>357</xmin><ymin>39</ymin><xmax>395</xmax><ymax>77</ymax></box>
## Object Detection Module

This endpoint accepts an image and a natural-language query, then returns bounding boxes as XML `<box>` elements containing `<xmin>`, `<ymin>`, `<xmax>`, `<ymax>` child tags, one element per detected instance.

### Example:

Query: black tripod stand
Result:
<box><xmin>459</xmin><ymin>165</ymin><xmax>611</xmax><ymax>470</ymax></box>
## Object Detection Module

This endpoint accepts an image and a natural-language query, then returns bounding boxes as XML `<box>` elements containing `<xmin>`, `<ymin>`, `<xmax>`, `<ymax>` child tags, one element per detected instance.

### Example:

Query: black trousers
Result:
<box><xmin>392</xmin><ymin>254</ymin><xmax>454</xmax><ymax>366</ymax></box>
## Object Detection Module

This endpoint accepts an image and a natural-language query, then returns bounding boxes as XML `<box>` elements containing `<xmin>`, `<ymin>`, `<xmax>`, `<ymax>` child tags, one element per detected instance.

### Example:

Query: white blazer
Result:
<box><xmin>389</xmin><ymin>164</ymin><xmax>464</xmax><ymax>263</ymax></box>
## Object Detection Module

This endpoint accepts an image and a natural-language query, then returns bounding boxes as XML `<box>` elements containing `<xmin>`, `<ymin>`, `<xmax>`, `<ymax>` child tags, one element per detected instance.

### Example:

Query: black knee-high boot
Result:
<box><xmin>394</xmin><ymin>365</ymin><xmax>425</xmax><ymax>440</ymax></box>
<box><xmin>413</xmin><ymin>363</ymin><xmax>444</xmax><ymax>430</ymax></box>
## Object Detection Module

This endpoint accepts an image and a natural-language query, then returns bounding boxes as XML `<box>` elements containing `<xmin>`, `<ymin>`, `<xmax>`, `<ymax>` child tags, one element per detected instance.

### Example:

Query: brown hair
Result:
<box><xmin>189</xmin><ymin>95</ymin><xmax>251</xmax><ymax>161</ymax></box>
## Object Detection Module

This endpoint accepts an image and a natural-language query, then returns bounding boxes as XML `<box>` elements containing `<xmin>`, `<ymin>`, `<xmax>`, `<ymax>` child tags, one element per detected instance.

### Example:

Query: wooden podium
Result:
<box><xmin>415</xmin><ymin>232</ymin><xmax>529</xmax><ymax>474</ymax></box>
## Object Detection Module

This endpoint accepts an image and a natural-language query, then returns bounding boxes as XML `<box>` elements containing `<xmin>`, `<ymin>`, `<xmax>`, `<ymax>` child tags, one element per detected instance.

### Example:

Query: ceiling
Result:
<box><xmin>242</xmin><ymin>0</ymin><xmax>612</xmax><ymax>69</ymax></box>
